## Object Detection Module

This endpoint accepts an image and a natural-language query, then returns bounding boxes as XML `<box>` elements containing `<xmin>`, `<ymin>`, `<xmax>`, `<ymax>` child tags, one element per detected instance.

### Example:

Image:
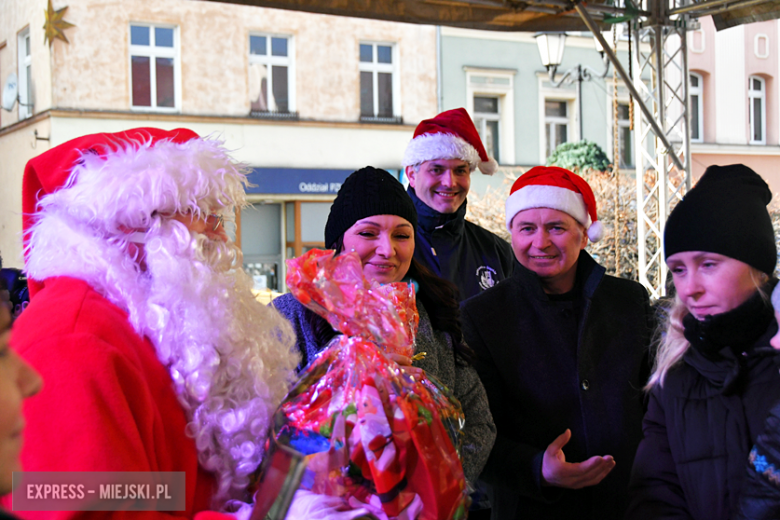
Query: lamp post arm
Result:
<box><xmin>580</xmin><ymin>57</ymin><xmax>610</xmax><ymax>82</ymax></box>
<box><xmin>547</xmin><ymin>65</ymin><xmax>579</xmax><ymax>88</ymax></box>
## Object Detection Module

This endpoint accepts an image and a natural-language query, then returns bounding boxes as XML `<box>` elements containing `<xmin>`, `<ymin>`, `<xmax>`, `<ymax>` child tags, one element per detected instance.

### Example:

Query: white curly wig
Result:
<box><xmin>22</xmin><ymin>128</ymin><xmax>299</xmax><ymax>511</ymax></box>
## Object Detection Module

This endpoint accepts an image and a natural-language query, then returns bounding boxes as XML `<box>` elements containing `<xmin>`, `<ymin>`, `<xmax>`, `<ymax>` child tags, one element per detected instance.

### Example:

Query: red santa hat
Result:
<box><xmin>505</xmin><ymin>166</ymin><xmax>604</xmax><ymax>242</ymax></box>
<box><xmin>23</xmin><ymin>127</ymin><xmax>247</xmax><ymax>297</ymax></box>
<box><xmin>402</xmin><ymin>108</ymin><xmax>499</xmax><ymax>175</ymax></box>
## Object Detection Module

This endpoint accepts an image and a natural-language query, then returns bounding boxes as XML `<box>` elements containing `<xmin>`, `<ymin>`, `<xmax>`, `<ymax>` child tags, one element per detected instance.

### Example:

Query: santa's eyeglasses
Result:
<box><xmin>208</xmin><ymin>214</ymin><xmax>224</xmax><ymax>231</ymax></box>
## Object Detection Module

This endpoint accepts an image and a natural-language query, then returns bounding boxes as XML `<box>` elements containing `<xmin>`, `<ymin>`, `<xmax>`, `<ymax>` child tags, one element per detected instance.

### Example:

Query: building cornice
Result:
<box><xmin>691</xmin><ymin>142</ymin><xmax>780</xmax><ymax>156</ymax></box>
<box><xmin>0</xmin><ymin>111</ymin><xmax>52</xmax><ymax>138</ymax></box>
<box><xmin>0</xmin><ymin>108</ymin><xmax>417</xmax><ymax>138</ymax></box>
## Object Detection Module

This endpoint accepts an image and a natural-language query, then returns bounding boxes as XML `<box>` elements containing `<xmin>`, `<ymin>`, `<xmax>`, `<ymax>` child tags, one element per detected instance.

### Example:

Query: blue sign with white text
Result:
<box><xmin>246</xmin><ymin>168</ymin><xmax>402</xmax><ymax>195</ymax></box>
<box><xmin>247</xmin><ymin>168</ymin><xmax>353</xmax><ymax>195</ymax></box>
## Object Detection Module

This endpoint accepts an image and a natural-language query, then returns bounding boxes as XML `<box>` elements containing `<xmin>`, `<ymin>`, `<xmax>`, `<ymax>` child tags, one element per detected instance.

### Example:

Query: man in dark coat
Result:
<box><xmin>402</xmin><ymin>108</ymin><xmax>514</xmax><ymax>301</ymax></box>
<box><xmin>461</xmin><ymin>166</ymin><xmax>653</xmax><ymax>520</ymax></box>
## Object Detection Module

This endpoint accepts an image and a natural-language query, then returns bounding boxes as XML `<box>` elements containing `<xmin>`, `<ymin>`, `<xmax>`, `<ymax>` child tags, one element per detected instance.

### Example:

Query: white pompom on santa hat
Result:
<box><xmin>402</xmin><ymin>107</ymin><xmax>499</xmax><ymax>175</ymax></box>
<box><xmin>505</xmin><ymin>165</ymin><xmax>604</xmax><ymax>242</ymax></box>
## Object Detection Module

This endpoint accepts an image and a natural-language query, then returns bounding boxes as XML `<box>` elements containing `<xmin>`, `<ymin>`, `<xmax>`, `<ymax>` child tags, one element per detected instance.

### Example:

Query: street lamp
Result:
<box><xmin>535</xmin><ymin>31</ymin><xmax>611</xmax><ymax>138</ymax></box>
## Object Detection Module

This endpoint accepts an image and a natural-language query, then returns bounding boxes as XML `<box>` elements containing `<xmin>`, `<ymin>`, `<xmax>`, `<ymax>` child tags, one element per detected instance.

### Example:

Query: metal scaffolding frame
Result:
<box><xmin>631</xmin><ymin>7</ymin><xmax>691</xmax><ymax>298</ymax></box>
<box><xmin>581</xmin><ymin>0</ymin><xmax>775</xmax><ymax>297</ymax></box>
<box><xmin>577</xmin><ymin>1</ymin><xmax>691</xmax><ymax>298</ymax></box>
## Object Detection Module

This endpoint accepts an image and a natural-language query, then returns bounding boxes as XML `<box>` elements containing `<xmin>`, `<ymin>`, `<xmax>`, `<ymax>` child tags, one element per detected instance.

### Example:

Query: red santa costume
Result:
<box><xmin>5</xmin><ymin>128</ymin><xmax>299</xmax><ymax>519</ymax></box>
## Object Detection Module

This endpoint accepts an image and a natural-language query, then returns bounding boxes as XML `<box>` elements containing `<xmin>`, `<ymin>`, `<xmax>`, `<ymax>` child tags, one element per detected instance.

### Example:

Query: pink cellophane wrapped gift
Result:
<box><xmin>261</xmin><ymin>249</ymin><xmax>468</xmax><ymax>520</ymax></box>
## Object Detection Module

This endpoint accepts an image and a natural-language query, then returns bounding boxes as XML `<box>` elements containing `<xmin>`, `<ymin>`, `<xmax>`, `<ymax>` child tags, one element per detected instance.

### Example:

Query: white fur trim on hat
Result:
<box><xmin>402</xmin><ymin>133</ymin><xmax>481</xmax><ymax>172</ymax></box>
<box><xmin>26</xmin><ymin>137</ymin><xmax>248</xmax><ymax>282</ymax></box>
<box><xmin>505</xmin><ymin>184</ymin><xmax>590</xmax><ymax>232</ymax></box>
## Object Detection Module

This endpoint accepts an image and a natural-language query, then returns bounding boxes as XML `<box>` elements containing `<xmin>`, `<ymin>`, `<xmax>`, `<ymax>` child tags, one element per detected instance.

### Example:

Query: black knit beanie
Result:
<box><xmin>325</xmin><ymin>167</ymin><xmax>417</xmax><ymax>248</ymax></box>
<box><xmin>664</xmin><ymin>164</ymin><xmax>776</xmax><ymax>274</ymax></box>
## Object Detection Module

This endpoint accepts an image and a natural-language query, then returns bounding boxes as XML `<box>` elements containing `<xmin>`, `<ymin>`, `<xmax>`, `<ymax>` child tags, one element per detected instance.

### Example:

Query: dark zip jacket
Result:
<box><xmin>408</xmin><ymin>186</ymin><xmax>514</xmax><ymax>301</ymax></box>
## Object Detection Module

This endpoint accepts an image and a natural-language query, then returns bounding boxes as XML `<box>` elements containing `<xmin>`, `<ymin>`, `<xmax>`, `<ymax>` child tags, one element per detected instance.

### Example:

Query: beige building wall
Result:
<box><xmin>0</xmin><ymin>0</ymin><xmax>52</xmax><ymax>127</ymax></box>
<box><xmin>0</xmin><ymin>0</ymin><xmax>438</xmax><ymax>268</ymax></box>
<box><xmin>42</xmin><ymin>0</ymin><xmax>436</xmax><ymax>121</ymax></box>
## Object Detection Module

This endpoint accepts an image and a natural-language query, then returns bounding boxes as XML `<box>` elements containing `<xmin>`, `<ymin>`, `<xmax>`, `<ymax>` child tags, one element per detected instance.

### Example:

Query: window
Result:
<box><xmin>249</xmin><ymin>34</ymin><xmax>294</xmax><ymax>115</ymax></box>
<box><xmin>242</xmin><ymin>203</ymin><xmax>283</xmax><ymax>292</ymax></box>
<box><xmin>473</xmin><ymin>96</ymin><xmax>500</xmax><ymax>163</ymax></box>
<box><xmin>466</xmin><ymin>67</ymin><xmax>516</xmax><ymax>164</ymax></box>
<box><xmin>690</xmin><ymin>73</ymin><xmax>703</xmax><ymax>143</ymax></box>
<box><xmin>545</xmin><ymin>100</ymin><xmax>569</xmax><ymax>158</ymax></box>
<box><xmin>749</xmin><ymin>76</ymin><xmax>766</xmax><ymax>145</ymax></box>
<box><xmin>17</xmin><ymin>27</ymin><xmax>32</xmax><ymax>119</ymax></box>
<box><xmin>129</xmin><ymin>24</ymin><xmax>178</xmax><ymax>110</ymax></box>
<box><xmin>617</xmin><ymin>103</ymin><xmax>633</xmax><ymax>168</ymax></box>
<box><xmin>359</xmin><ymin>43</ymin><xmax>398</xmax><ymax>121</ymax></box>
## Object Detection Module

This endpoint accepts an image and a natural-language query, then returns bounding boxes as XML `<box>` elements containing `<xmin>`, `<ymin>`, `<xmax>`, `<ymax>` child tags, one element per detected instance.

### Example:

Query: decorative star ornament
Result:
<box><xmin>43</xmin><ymin>0</ymin><xmax>75</xmax><ymax>47</ymax></box>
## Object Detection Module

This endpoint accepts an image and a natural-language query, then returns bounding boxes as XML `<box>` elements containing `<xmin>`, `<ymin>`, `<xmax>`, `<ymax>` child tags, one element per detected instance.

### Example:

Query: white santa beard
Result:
<box><xmin>132</xmin><ymin>221</ymin><xmax>299</xmax><ymax>509</ymax></box>
<box><xmin>27</xmin><ymin>214</ymin><xmax>298</xmax><ymax>510</ymax></box>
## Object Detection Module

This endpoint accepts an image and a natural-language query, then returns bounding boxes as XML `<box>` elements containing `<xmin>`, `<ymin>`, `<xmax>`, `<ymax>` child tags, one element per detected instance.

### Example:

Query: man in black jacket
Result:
<box><xmin>461</xmin><ymin>166</ymin><xmax>653</xmax><ymax>520</ymax></box>
<box><xmin>402</xmin><ymin>108</ymin><xmax>514</xmax><ymax>301</ymax></box>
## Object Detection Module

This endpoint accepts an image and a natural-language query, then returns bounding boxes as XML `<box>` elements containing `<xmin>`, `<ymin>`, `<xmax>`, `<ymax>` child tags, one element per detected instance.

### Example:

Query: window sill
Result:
<box><xmin>130</xmin><ymin>106</ymin><xmax>180</xmax><ymax>113</ymax></box>
<box><xmin>359</xmin><ymin>115</ymin><xmax>403</xmax><ymax>125</ymax></box>
<box><xmin>250</xmin><ymin>110</ymin><xmax>300</xmax><ymax>121</ymax></box>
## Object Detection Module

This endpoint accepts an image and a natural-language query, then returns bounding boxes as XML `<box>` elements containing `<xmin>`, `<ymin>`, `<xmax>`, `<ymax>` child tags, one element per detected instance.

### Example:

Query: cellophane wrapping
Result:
<box><xmin>274</xmin><ymin>249</ymin><xmax>468</xmax><ymax>520</ymax></box>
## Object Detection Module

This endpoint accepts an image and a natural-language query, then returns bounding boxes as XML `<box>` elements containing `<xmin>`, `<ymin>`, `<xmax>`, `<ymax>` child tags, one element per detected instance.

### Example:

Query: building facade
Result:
<box><xmin>0</xmin><ymin>0</ymin><xmax>438</xmax><ymax>291</ymax></box>
<box><xmin>687</xmin><ymin>17</ymin><xmax>780</xmax><ymax>191</ymax></box>
<box><xmin>438</xmin><ymin>25</ymin><xmax>644</xmax><ymax>195</ymax></box>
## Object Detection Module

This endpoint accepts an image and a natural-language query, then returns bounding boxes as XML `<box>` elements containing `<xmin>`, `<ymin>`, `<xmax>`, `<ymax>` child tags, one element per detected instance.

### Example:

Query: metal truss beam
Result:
<box><xmin>578</xmin><ymin>0</ymin><xmax>692</xmax><ymax>299</ymax></box>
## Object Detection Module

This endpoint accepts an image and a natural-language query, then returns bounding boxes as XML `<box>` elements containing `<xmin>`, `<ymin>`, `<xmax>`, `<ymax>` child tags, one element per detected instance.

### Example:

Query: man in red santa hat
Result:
<box><xmin>6</xmin><ymin>128</ymin><xmax>299</xmax><ymax>519</ymax></box>
<box><xmin>461</xmin><ymin>166</ymin><xmax>652</xmax><ymax>520</ymax></box>
<box><xmin>402</xmin><ymin>108</ymin><xmax>515</xmax><ymax>301</ymax></box>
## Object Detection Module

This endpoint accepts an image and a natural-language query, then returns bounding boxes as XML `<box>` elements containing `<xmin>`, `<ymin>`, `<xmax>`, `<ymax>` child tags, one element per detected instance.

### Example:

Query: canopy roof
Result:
<box><xmin>204</xmin><ymin>0</ymin><xmax>779</xmax><ymax>32</ymax></box>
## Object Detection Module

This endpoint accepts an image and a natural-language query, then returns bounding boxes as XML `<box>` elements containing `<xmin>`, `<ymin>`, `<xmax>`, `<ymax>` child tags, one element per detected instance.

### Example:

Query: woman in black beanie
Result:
<box><xmin>627</xmin><ymin>164</ymin><xmax>780</xmax><ymax>520</ymax></box>
<box><xmin>272</xmin><ymin>166</ymin><xmax>496</xmax><ymax>487</ymax></box>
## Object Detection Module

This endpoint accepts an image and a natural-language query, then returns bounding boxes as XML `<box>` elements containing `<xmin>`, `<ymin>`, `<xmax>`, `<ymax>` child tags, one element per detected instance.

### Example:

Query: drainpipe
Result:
<box><xmin>436</xmin><ymin>25</ymin><xmax>442</xmax><ymax>112</ymax></box>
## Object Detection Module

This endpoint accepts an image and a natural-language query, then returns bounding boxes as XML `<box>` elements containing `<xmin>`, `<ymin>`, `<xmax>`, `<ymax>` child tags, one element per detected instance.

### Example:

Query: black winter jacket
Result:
<box><xmin>461</xmin><ymin>251</ymin><xmax>653</xmax><ymax>520</ymax></box>
<box><xmin>627</xmin><ymin>291</ymin><xmax>780</xmax><ymax>520</ymax></box>
<box><xmin>408</xmin><ymin>187</ymin><xmax>514</xmax><ymax>301</ymax></box>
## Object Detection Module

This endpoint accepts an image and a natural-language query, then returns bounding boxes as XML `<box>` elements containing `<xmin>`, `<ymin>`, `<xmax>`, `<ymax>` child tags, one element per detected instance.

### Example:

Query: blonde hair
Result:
<box><xmin>646</xmin><ymin>267</ymin><xmax>770</xmax><ymax>389</ymax></box>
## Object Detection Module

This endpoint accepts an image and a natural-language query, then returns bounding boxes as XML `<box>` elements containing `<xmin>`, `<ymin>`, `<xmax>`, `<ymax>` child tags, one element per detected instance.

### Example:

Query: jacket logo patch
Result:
<box><xmin>476</xmin><ymin>266</ymin><xmax>497</xmax><ymax>290</ymax></box>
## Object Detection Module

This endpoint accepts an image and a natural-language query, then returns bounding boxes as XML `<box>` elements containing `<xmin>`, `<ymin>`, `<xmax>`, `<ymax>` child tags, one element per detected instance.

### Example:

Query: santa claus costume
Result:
<box><xmin>5</xmin><ymin>128</ymin><xmax>299</xmax><ymax>519</ymax></box>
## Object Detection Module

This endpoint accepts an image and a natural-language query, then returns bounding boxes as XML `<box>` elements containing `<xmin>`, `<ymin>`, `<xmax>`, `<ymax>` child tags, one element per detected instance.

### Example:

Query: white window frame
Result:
<box><xmin>465</xmin><ymin>67</ymin><xmax>516</xmax><ymax>165</ymax></box>
<box><xmin>539</xmin><ymin>73</ymin><xmax>576</xmax><ymax>161</ymax></box>
<box><xmin>690</xmin><ymin>73</ymin><xmax>704</xmax><ymax>143</ymax></box>
<box><xmin>749</xmin><ymin>75</ymin><xmax>766</xmax><ymax>145</ymax></box>
<box><xmin>128</xmin><ymin>23</ymin><xmax>181</xmax><ymax>112</ymax></box>
<box><xmin>248</xmin><ymin>33</ymin><xmax>296</xmax><ymax>113</ymax></box>
<box><xmin>17</xmin><ymin>27</ymin><xmax>32</xmax><ymax>120</ymax></box>
<box><xmin>615</xmin><ymin>101</ymin><xmax>634</xmax><ymax>168</ymax></box>
<box><xmin>358</xmin><ymin>42</ymin><xmax>400</xmax><ymax>120</ymax></box>
<box><xmin>544</xmin><ymin>99</ymin><xmax>571</xmax><ymax>160</ymax></box>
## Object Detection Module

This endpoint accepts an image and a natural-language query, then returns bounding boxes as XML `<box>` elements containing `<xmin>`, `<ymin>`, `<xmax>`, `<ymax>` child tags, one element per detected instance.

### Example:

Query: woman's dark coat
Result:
<box><xmin>627</xmin><ymin>310</ymin><xmax>780</xmax><ymax>520</ymax></box>
<box><xmin>461</xmin><ymin>251</ymin><xmax>653</xmax><ymax>520</ymax></box>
